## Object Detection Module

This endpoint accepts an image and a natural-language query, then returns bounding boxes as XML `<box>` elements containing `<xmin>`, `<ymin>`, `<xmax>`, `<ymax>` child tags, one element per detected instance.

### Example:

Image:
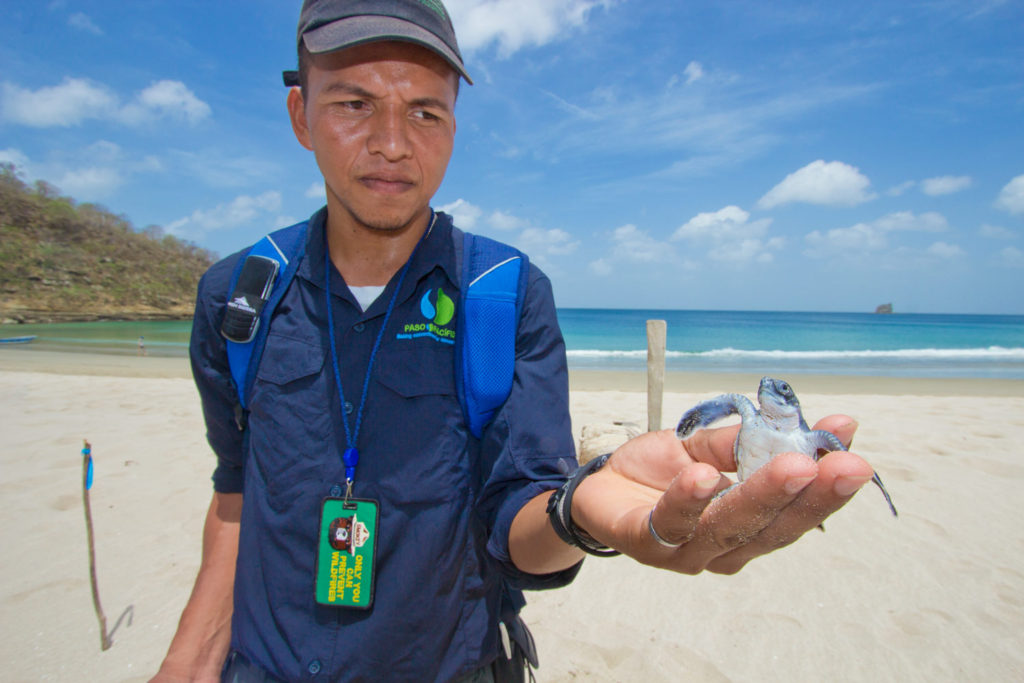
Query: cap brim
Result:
<box><xmin>303</xmin><ymin>15</ymin><xmax>472</xmax><ymax>85</ymax></box>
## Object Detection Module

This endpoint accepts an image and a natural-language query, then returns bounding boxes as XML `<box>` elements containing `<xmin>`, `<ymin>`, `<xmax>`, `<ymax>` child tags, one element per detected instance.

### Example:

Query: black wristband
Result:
<box><xmin>545</xmin><ymin>453</ymin><xmax>621</xmax><ymax>557</ymax></box>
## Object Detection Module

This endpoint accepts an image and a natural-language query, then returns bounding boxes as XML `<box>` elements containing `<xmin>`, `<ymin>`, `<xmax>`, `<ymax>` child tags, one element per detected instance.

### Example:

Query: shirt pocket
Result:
<box><xmin>371</xmin><ymin>344</ymin><xmax>467</xmax><ymax>506</ymax></box>
<box><xmin>375</xmin><ymin>341</ymin><xmax>456</xmax><ymax>399</ymax></box>
<box><xmin>247</xmin><ymin>332</ymin><xmax>334</xmax><ymax>497</ymax></box>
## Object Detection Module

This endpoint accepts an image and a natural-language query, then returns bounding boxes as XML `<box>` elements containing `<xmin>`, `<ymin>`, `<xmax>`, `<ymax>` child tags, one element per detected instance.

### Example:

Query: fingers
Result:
<box><xmin>659</xmin><ymin>451</ymin><xmax>820</xmax><ymax>573</ymax></box>
<box><xmin>811</xmin><ymin>414</ymin><xmax>858</xmax><ymax>449</ymax></box>
<box><xmin>678</xmin><ymin>422</ymin><xmax>743</xmax><ymax>473</ymax></box>
<box><xmin>642</xmin><ymin>449</ymin><xmax>874</xmax><ymax>575</ymax></box>
<box><xmin>579</xmin><ymin>421</ymin><xmax>872</xmax><ymax>576</ymax></box>
<box><xmin>703</xmin><ymin>450</ymin><xmax>875</xmax><ymax>574</ymax></box>
<box><xmin>606</xmin><ymin>430</ymin><xmax>703</xmax><ymax>489</ymax></box>
<box><xmin>647</xmin><ymin>463</ymin><xmax>729</xmax><ymax>548</ymax></box>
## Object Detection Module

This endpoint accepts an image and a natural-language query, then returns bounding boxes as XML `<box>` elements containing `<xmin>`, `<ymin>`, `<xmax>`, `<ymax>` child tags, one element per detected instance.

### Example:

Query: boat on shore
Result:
<box><xmin>0</xmin><ymin>335</ymin><xmax>37</xmax><ymax>344</ymax></box>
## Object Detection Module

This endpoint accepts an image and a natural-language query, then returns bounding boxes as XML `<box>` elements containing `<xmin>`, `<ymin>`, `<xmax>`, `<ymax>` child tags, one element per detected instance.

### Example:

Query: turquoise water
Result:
<box><xmin>0</xmin><ymin>320</ymin><xmax>192</xmax><ymax>357</ymax></box>
<box><xmin>559</xmin><ymin>309</ymin><xmax>1024</xmax><ymax>378</ymax></box>
<box><xmin>3</xmin><ymin>310</ymin><xmax>1024</xmax><ymax>378</ymax></box>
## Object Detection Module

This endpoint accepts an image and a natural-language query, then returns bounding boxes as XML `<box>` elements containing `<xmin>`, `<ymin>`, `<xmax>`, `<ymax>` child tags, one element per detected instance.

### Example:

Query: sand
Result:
<box><xmin>2</xmin><ymin>350</ymin><xmax>1024</xmax><ymax>682</ymax></box>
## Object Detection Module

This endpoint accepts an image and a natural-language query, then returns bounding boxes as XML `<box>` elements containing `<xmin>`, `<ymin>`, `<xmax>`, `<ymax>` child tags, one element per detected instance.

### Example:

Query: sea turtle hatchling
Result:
<box><xmin>676</xmin><ymin>377</ymin><xmax>897</xmax><ymax>517</ymax></box>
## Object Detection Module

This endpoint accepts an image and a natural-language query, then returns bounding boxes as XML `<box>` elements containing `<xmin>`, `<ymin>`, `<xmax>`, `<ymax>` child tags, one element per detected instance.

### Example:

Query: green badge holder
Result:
<box><xmin>315</xmin><ymin>498</ymin><xmax>379</xmax><ymax>609</ymax></box>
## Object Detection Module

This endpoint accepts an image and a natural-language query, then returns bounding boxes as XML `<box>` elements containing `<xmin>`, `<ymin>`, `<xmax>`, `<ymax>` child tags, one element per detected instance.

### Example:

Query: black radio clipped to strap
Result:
<box><xmin>220</xmin><ymin>255</ymin><xmax>280</xmax><ymax>343</ymax></box>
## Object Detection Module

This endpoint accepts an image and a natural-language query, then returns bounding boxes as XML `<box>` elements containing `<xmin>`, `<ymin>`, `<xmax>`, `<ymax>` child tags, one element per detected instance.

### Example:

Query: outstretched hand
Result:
<box><xmin>571</xmin><ymin>415</ymin><xmax>875</xmax><ymax>574</ymax></box>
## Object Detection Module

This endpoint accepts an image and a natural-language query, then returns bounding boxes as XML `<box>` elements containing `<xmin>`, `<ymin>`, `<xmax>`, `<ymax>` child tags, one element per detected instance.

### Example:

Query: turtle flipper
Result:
<box><xmin>808</xmin><ymin>431</ymin><xmax>898</xmax><ymax>517</ymax></box>
<box><xmin>872</xmin><ymin>472</ymin><xmax>898</xmax><ymax>517</ymax></box>
<box><xmin>806</xmin><ymin>429</ymin><xmax>846</xmax><ymax>459</ymax></box>
<box><xmin>676</xmin><ymin>394</ymin><xmax>754</xmax><ymax>440</ymax></box>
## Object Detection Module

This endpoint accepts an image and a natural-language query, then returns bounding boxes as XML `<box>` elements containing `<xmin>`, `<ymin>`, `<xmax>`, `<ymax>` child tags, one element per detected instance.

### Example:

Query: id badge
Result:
<box><xmin>315</xmin><ymin>498</ymin><xmax>378</xmax><ymax>609</ymax></box>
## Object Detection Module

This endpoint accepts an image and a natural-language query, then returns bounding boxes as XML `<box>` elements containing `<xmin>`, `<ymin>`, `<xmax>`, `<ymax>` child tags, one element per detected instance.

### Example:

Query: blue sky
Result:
<box><xmin>2</xmin><ymin>1</ymin><xmax>1022</xmax><ymax>313</ymax></box>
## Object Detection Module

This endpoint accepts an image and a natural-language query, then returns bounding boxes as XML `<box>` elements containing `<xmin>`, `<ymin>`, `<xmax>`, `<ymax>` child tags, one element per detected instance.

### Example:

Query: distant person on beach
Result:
<box><xmin>154</xmin><ymin>2</ymin><xmax>878</xmax><ymax>681</ymax></box>
<box><xmin>137</xmin><ymin>336</ymin><xmax>146</xmax><ymax>356</ymax></box>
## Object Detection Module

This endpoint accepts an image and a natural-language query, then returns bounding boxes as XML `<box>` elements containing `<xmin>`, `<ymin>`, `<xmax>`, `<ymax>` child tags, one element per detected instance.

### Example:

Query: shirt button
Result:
<box><xmin>308</xmin><ymin>659</ymin><xmax>322</xmax><ymax>675</ymax></box>
<box><xmin>353</xmin><ymin>322</ymin><xmax>366</xmax><ymax>332</ymax></box>
<box><xmin>343</xmin><ymin>401</ymin><xmax>354</xmax><ymax>415</ymax></box>
<box><xmin>329</xmin><ymin>484</ymin><xmax>342</xmax><ymax>497</ymax></box>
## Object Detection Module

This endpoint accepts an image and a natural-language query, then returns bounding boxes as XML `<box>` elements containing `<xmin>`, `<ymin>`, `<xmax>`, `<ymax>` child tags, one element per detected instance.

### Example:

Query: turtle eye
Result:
<box><xmin>779</xmin><ymin>381</ymin><xmax>791</xmax><ymax>394</ymax></box>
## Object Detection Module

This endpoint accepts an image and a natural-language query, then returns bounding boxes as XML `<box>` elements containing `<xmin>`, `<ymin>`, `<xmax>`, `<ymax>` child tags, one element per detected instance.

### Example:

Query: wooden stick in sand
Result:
<box><xmin>647</xmin><ymin>319</ymin><xmax>667</xmax><ymax>432</ymax></box>
<box><xmin>82</xmin><ymin>440</ymin><xmax>111</xmax><ymax>651</ymax></box>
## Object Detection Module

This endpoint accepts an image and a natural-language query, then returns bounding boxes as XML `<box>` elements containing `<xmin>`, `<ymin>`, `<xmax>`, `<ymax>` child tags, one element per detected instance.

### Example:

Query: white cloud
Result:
<box><xmin>55</xmin><ymin>166</ymin><xmax>123</xmax><ymax>198</ymax></box>
<box><xmin>170</xmin><ymin>151</ymin><xmax>277</xmax><ymax>188</ymax></box>
<box><xmin>712</xmin><ymin>237</ymin><xmax>786</xmax><ymax>264</ymax></box>
<box><xmin>0</xmin><ymin>77</ymin><xmax>210</xmax><ymax>127</ymax></box>
<box><xmin>0</xmin><ymin>148</ymin><xmax>30</xmax><ymax>170</ymax></box>
<box><xmin>437</xmin><ymin>198</ymin><xmax>528</xmax><ymax>233</ymax></box>
<box><xmin>436</xmin><ymin>198</ymin><xmax>578</xmax><ymax>264</ymax></box>
<box><xmin>487</xmin><ymin>210</ymin><xmax>528</xmax><ymax>231</ymax></box>
<box><xmin>0</xmin><ymin>143</ymin><xmax>157</xmax><ymax>201</ymax></box>
<box><xmin>671</xmin><ymin>205</ymin><xmax>781</xmax><ymax>264</ymax></box>
<box><xmin>804</xmin><ymin>211</ymin><xmax>951</xmax><ymax>258</ymax></box>
<box><xmin>68</xmin><ymin>12</ymin><xmax>103</xmax><ymax>35</ymax></box>
<box><xmin>805</xmin><ymin>223</ymin><xmax>887</xmax><ymax>254</ymax></box>
<box><xmin>873</xmin><ymin>210</ymin><xmax>949</xmax><ymax>232</ymax></box>
<box><xmin>886</xmin><ymin>180</ymin><xmax>916</xmax><ymax>197</ymax></box>
<box><xmin>979</xmin><ymin>224</ymin><xmax>1016</xmax><ymax>240</ymax></box>
<box><xmin>995</xmin><ymin>174</ymin><xmax>1024</xmax><ymax>214</ymax></box>
<box><xmin>588</xmin><ymin>258</ymin><xmax>613</xmax><ymax>276</ymax></box>
<box><xmin>1</xmin><ymin>78</ymin><xmax>116</xmax><ymax>127</ymax></box>
<box><xmin>758</xmin><ymin>160</ymin><xmax>876</xmax><ymax>209</ymax></box>
<box><xmin>998</xmin><ymin>246</ymin><xmax>1024</xmax><ymax>268</ymax></box>
<box><xmin>605</xmin><ymin>223</ymin><xmax>675</xmax><ymax>264</ymax></box>
<box><xmin>672</xmin><ymin>205</ymin><xmax>771</xmax><ymax>242</ymax></box>
<box><xmin>305</xmin><ymin>181</ymin><xmax>326</xmax><ymax>200</ymax></box>
<box><xmin>925</xmin><ymin>241</ymin><xmax>965</xmax><ymax>260</ymax></box>
<box><xmin>920</xmin><ymin>175</ymin><xmax>972</xmax><ymax>196</ymax></box>
<box><xmin>438</xmin><ymin>198</ymin><xmax>483</xmax><ymax>229</ymax></box>
<box><xmin>518</xmin><ymin>227</ymin><xmax>579</xmax><ymax>259</ymax></box>
<box><xmin>132</xmin><ymin>80</ymin><xmax>211</xmax><ymax>124</ymax></box>
<box><xmin>167</xmin><ymin>192</ymin><xmax>282</xmax><ymax>236</ymax></box>
<box><xmin>447</xmin><ymin>0</ymin><xmax>609</xmax><ymax>57</ymax></box>
<box><xmin>684</xmin><ymin>61</ymin><xmax>704</xmax><ymax>84</ymax></box>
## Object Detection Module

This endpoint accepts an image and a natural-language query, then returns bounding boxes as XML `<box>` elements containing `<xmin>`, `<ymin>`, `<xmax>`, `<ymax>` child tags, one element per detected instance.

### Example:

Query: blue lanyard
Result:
<box><xmin>324</xmin><ymin>213</ymin><xmax>434</xmax><ymax>499</ymax></box>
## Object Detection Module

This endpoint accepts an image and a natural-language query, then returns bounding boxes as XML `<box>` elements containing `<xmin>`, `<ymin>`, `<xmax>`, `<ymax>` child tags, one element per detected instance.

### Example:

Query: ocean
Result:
<box><xmin>3</xmin><ymin>310</ymin><xmax>1024</xmax><ymax>379</ymax></box>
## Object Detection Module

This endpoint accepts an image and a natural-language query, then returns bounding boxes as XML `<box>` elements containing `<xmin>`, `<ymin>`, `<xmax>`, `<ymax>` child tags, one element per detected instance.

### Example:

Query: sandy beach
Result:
<box><xmin>2</xmin><ymin>349</ymin><xmax>1024</xmax><ymax>682</ymax></box>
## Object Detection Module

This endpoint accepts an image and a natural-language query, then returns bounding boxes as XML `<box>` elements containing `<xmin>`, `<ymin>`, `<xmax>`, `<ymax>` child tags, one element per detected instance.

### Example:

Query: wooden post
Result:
<box><xmin>646</xmin><ymin>320</ymin><xmax>667</xmax><ymax>432</ymax></box>
<box><xmin>82</xmin><ymin>440</ymin><xmax>111</xmax><ymax>651</ymax></box>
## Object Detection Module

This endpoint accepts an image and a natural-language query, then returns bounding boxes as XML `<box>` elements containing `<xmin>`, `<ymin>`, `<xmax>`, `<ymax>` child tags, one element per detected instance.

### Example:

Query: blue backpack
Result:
<box><xmin>222</xmin><ymin>215</ymin><xmax>529</xmax><ymax>438</ymax></box>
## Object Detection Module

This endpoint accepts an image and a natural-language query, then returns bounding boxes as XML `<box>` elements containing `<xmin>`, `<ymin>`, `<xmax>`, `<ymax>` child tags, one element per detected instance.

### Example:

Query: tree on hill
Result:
<box><xmin>0</xmin><ymin>164</ymin><xmax>217</xmax><ymax>322</ymax></box>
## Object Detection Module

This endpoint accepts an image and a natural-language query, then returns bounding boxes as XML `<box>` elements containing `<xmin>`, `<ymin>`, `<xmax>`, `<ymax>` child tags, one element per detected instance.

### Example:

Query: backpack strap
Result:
<box><xmin>452</xmin><ymin>227</ymin><xmax>530</xmax><ymax>438</ymax></box>
<box><xmin>224</xmin><ymin>221</ymin><xmax>308</xmax><ymax>420</ymax></box>
<box><xmin>224</xmin><ymin>219</ymin><xmax>526</xmax><ymax>438</ymax></box>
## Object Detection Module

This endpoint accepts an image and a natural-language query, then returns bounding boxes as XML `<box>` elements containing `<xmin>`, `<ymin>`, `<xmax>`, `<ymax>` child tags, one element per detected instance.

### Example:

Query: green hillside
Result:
<box><xmin>0</xmin><ymin>165</ymin><xmax>216</xmax><ymax>323</ymax></box>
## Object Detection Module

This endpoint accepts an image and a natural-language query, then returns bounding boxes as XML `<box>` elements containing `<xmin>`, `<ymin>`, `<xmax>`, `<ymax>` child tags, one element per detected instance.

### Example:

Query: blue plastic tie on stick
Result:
<box><xmin>82</xmin><ymin>442</ymin><xmax>94</xmax><ymax>491</ymax></box>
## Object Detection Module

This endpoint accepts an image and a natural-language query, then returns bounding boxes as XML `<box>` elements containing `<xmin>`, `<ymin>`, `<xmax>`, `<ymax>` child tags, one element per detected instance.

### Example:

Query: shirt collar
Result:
<box><xmin>296</xmin><ymin>206</ymin><xmax>459</xmax><ymax>298</ymax></box>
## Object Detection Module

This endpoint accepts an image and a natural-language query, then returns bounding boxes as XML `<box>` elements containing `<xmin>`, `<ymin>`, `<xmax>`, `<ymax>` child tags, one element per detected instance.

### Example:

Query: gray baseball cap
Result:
<box><xmin>284</xmin><ymin>0</ymin><xmax>472</xmax><ymax>86</ymax></box>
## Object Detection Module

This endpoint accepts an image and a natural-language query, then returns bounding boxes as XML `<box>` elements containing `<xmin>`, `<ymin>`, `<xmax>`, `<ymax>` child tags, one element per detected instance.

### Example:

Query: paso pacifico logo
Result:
<box><xmin>397</xmin><ymin>288</ymin><xmax>457</xmax><ymax>344</ymax></box>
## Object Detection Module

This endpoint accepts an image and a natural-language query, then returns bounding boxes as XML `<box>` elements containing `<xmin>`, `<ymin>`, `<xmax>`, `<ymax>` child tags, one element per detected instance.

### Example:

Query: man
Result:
<box><xmin>155</xmin><ymin>2</ymin><xmax>877</xmax><ymax>681</ymax></box>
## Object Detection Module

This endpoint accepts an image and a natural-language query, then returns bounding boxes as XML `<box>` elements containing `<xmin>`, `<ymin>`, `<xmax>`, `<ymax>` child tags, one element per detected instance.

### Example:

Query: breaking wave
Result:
<box><xmin>567</xmin><ymin>346</ymin><xmax>1024</xmax><ymax>360</ymax></box>
<box><xmin>566</xmin><ymin>346</ymin><xmax>1024</xmax><ymax>378</ymax></box>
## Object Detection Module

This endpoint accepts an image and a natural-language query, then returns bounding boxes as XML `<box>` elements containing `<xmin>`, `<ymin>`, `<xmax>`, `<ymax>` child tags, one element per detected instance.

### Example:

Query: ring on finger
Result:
<box><xmin>647</xmin><ymin>507</ymin><xmax>688</xmax><ymax>549</ymax></box>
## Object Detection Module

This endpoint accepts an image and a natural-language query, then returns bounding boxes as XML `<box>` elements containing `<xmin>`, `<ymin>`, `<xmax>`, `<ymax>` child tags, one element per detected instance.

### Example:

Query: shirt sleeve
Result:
<box><xmin>189</xmin><ymin>252</ymin><xmax>246</xmax><ymax>493</ymax></box>
<box><xmin>476</xmin><ymin>263</ymin><xmax>583</xmax><ymax>590</ymax></box>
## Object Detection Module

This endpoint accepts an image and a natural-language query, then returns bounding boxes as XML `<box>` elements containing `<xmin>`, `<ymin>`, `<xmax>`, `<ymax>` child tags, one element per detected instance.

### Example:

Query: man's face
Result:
<box><xmin>288</xmin><ymin>41</ymin><xmax>458</xmax><ymax>235</ymax></box>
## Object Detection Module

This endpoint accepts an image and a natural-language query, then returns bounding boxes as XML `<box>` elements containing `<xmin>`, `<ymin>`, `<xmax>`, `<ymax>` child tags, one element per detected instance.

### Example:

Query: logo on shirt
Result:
<box><xmin>396</xmin><ymin>288</ymin><xmax>456</xmax><ymax>345</ymax></box>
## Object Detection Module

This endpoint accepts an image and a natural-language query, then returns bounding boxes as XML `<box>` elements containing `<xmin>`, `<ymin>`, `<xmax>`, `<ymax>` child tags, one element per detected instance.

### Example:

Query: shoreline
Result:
<box><xmin>4</xmin><ymin>355</ymin><xmax>1024</xmax><ymax>680</ymax></box>
<box><xmin>2</xmin><ymin>347</ymin><xmax>1023</xmax><ymax>396</ymax></box>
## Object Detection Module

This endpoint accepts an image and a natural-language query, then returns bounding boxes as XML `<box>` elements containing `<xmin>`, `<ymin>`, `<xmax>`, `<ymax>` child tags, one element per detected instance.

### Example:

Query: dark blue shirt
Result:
<box><xmin>190</xmin><ymin>208</ymin><xmax>580</xmax><ymax>682</ymax></box>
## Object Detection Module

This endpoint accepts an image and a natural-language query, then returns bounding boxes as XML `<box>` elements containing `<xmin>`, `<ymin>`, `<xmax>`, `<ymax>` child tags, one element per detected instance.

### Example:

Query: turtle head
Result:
<box><xmin>757</xmin><ymin>377</ymin><xmax>803</xmax><ymax>425</ymax></box>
